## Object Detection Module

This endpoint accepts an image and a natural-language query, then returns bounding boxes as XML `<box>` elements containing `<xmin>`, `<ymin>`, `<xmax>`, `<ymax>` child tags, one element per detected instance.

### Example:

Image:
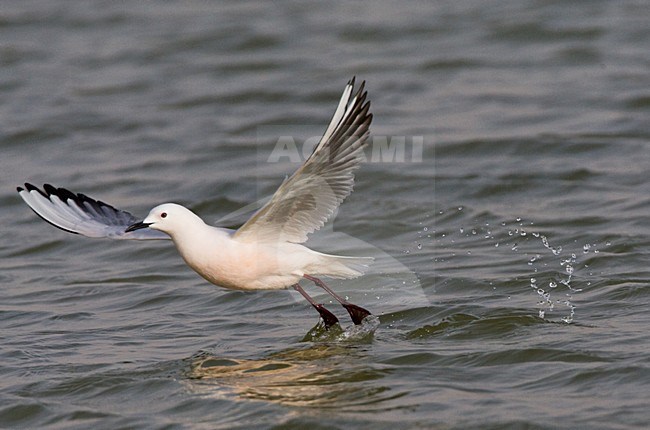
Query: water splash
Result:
<box><xmin>430</xmin><ymin>209</ymin><xmax>605</xmax><ymax>324</ymax></box>
<box><xmin>541</xmin><ymin>235</ymin><xmax>562</xmax><ymax>255</ymax></box>
<box><xmin>302</xmin><ymin>315</ymin><xmax>380</xmax><ymax>343</ymax></box>
<box><xmin>561</xmin><ymin>301</ymin><xmax>576</xmax><ymax>324</ymax></box>
<box><xmin>527</xmin><ymin>235</ymin><xmax>582</xmax><ymax>322</ymax></box>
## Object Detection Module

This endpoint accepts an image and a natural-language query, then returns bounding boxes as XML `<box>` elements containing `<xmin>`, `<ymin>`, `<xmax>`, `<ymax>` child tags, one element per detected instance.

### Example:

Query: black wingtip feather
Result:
<box><xmin>26</xmin><ymin>182</ymin><xmax>49</xmax><ymax>198</ymax></box>
<box><xmin>43</xmin><ymin>183</ymin><xmax>58</xmax><ymax>197</ymax></box>
<box><xmin>356</xmin><ymin>80</ymin><xmax>366</xmax><ymax>95</ymax></box>
<box><xmin>33</xmin><ymin>183</ymin><xmax>121</xmax><ymax>217</ymax></box>
<box><xmin>25</xmin><ymin>182</ymin><xmax>39</xmax><ymax>192</ymax></box>
<box><xmin>55</xmin><ymin>186</ymin><xmax>78</xmax><ymax>203</ymax></box>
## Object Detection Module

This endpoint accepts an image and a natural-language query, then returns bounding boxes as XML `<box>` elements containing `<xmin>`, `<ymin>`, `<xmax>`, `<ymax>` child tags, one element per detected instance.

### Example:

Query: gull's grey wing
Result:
<box><xmin>233</xmin><ymin>77</ymin><xmax>372</xmax><ymax>244</ymax></box>
<box><xmin>17</xmin><ymin>183</ymin><xmax>169</xmax><ymax>240</ymax></box>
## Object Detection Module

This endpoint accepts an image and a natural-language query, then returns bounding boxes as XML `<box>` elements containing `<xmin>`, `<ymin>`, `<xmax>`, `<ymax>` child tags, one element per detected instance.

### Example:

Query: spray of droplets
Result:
<box><xmin>417</xmin><ymin>210</ymin><xmax>608</xmax><ymax>324</ymax></box>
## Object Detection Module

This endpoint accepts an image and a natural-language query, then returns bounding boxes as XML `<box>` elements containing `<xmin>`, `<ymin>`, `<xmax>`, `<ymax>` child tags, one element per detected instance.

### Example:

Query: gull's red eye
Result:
<box><xmin>160</xmin><ymin>212</ymin><xmax>167</xmax><ymax>219</ymax></box>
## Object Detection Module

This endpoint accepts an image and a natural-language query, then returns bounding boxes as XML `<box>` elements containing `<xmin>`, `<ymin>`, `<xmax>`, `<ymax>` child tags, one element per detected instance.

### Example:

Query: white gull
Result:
<box><xmin>18</xmin><ymin>78</ymin><xmax>373</xmax><ymax>329</ymax></box>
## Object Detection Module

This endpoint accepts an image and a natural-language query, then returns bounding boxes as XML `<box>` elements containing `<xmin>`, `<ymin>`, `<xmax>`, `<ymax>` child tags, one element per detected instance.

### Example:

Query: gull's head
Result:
<box><xmin>126</xmin><ymin>203</ymin><xmax>201</xmax><ymax>236</ymax></box>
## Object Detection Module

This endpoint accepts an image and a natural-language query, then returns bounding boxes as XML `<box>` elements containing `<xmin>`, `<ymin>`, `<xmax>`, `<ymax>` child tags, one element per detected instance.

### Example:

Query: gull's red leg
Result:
<box><xmin>292</xmin><ymin>283</ymin><xmax>339</xmax><ymax>329</ymax></box>
<box><xmin>303</xmin><ymin>274</ymin><xmax>371</xmax><ymax>325</ymax></box>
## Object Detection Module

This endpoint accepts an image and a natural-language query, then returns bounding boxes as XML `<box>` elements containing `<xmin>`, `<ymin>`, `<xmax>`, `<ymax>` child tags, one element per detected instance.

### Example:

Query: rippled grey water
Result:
<box><xmin>2</xmin><ymin>1</ymin><xmax>649</xmax><ymax>429</ymax></box>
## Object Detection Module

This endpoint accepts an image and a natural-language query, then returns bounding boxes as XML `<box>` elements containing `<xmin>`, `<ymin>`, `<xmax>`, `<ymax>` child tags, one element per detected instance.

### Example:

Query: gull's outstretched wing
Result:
<box><xmin>234</xmin><ymin>77</ymin><xmax>372</xmax><ymax>244</ymax></box>
<box><xmin>17</xmin><ymin>183</ymin><xmax>169</xmax><ymax>240</ymax></box>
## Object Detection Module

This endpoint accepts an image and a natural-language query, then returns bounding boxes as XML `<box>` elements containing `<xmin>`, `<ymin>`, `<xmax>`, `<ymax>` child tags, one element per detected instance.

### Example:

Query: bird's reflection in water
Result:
<box><xmin>185</xmin><ymin>317</ymin><xmax>390</xmax><ymax>407</ymax></box>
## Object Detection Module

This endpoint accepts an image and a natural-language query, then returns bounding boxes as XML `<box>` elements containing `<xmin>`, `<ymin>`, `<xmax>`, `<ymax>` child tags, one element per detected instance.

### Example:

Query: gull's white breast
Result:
<box><xmin>170</xmin><ymin>224</ymin><xmax>318</xmax><ymax>290</ymax></box>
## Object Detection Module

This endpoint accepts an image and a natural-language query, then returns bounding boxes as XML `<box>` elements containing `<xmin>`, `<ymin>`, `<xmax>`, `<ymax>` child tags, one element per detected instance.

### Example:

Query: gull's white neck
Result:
<box><xmin>167</xmin><ymin>217</ymin><xmax>231</xmax><ymax>260</ymax></box>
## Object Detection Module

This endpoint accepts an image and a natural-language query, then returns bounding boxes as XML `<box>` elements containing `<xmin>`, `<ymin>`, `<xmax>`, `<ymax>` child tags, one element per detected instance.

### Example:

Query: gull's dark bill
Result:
<box><xmin>125</xmin><ymin>221</ymin><xmax>152</xmax><ymax>233</ymax></box>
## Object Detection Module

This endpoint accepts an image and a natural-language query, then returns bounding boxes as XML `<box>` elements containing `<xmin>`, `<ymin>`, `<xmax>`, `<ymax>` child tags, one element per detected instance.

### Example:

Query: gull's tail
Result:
<box><xmin>313</xmin><ymin>253</ymin><xmax>374</xmax><ymax>279</ymax></box>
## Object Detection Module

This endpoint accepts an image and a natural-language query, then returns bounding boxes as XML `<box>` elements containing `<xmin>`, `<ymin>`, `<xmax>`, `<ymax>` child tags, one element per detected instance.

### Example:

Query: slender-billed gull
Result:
<box><xmin>18</xmin><ymin>78</ymin><xmax>373</xmax><ymax>329</ymax></box>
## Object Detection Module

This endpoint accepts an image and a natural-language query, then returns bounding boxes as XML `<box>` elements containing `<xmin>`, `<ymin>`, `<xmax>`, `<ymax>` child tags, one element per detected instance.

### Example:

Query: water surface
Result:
<box><xmin>2</xmin><ymin>1</ymin><xmax>649</xmax><ymax>429</ymax></box>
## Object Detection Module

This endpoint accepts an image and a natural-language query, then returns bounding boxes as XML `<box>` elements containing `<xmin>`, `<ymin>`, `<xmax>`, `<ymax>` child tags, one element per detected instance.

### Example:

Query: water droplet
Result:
<box><xmin>459</xmin><ymin>227</ymin><xmax>464</xmax><ymax>233</ymax></box>
<box><xmin>417</xmin><ymin>243</ymin><xmax>422</xmax><ymax>250</ymax></box>
<box><xmin>458</xmin><ymin>206</ymin><xmax>463</xmax><ymax>211</ymax></box>
<box><xmin>471</xmin><ymin>229</ymin><xmax>477</xmax><ymax>235</ymax></box>
<box><xmin>549</xmin><ymin>281</ymin><xmax>557</xmax><ymax>288</ymax></box>
<box><xmin>423</xmin><ymin>227</ymin><xmax>428</xmax><ymax>231</ymax></box>
<box><xmin>541</xmin><ymin>235</ymin><xmax>562</xmax><ymax>255</ymax></box>
<box><xmin>530</xmin><ymin>277</ymin><xmax>537</xmax><ymax>284</ymax></box>
<box><xmin>539</xmin><ymin>310</ymin><xmax>545</xmax><ymax>318</ymax></box>
<box><xmin>516</xmin><ymin>217</ymin><xmax>522</xmax><ymax>222</ymax></box>
<box><xmin>494</xmin><ymin>242</ymin><xmax>500</xmax><ymax>247</ymax></box>
<box><xmin>605</xmin><ymin>241</ymin><xmax>611</xmax><ymax>246</ymax></box>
